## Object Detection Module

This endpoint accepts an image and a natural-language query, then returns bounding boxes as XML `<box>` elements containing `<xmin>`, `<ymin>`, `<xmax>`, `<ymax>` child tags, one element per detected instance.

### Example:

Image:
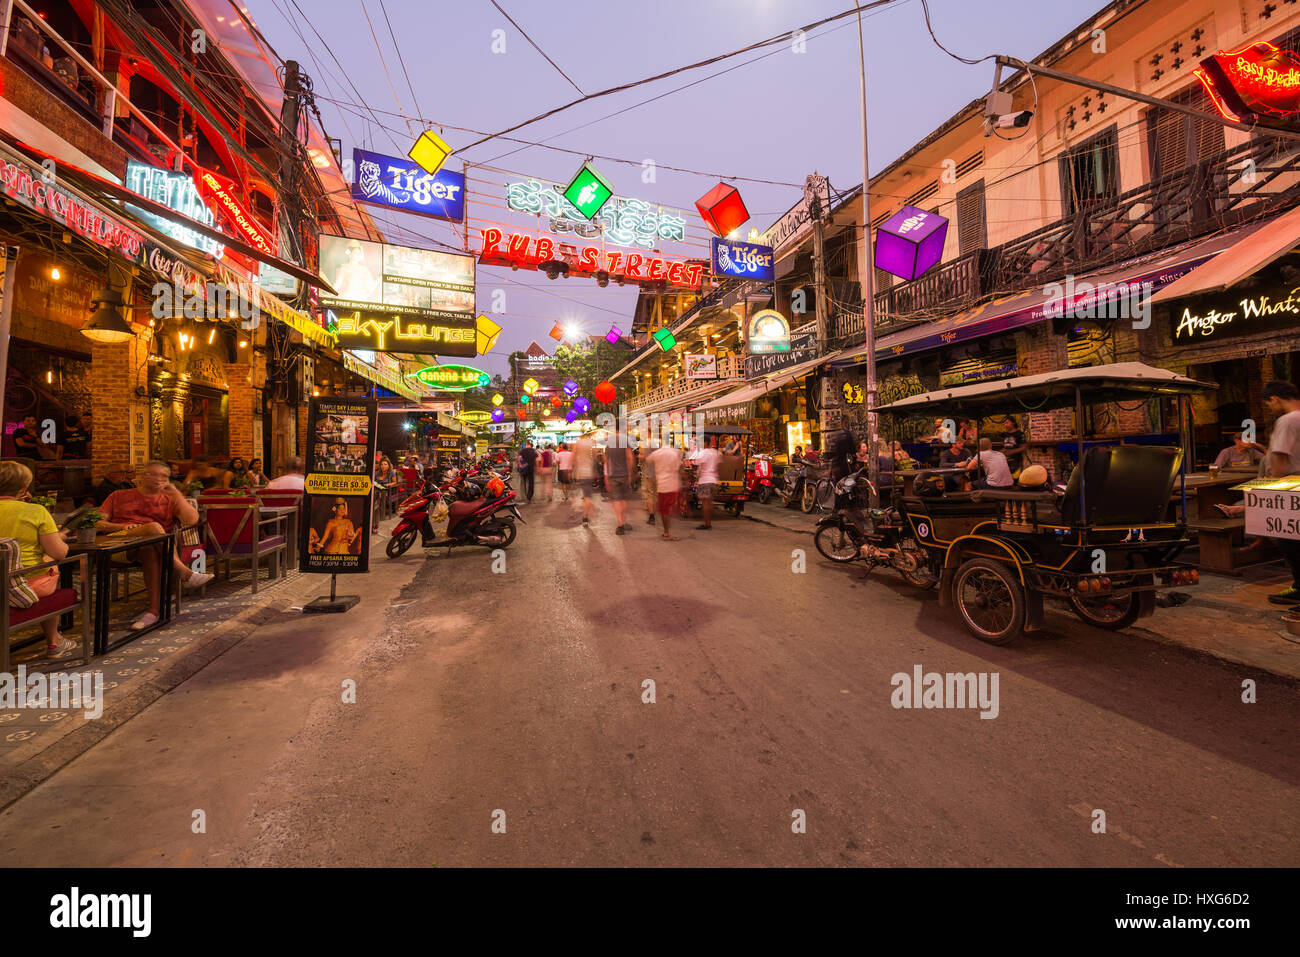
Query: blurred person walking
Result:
<box><xmin>572</xmin><ymin>433</ymin><xmax>596</xmax><ymax>526</ymax></box>
<box><xmin>647</xmin><ymin>441</ymin><xmax>684</xmax><ymax>541</ymax></box>
<box><xmin>604</xmin><ymin>431</ymin><xmax>635</xmax><ymax>534</ymax></box>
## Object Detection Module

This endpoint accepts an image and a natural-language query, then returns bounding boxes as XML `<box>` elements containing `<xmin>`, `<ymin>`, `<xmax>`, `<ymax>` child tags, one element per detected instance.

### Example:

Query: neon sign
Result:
<box><xmin>125</xmin><ymin>161</ymin><xmax>221</xmax><ymax>257</ymax></box>
<box><xmin>1195</xmin><ymin>42</ymin><xmax>1300</xmax><ymax>123</ymax></box>
<box><xmin>352</xmin><ymin>147</ymin><xmax>465</xmax><ymax>222</ymax></box>
<box><xmin>194</xmin><ymin>169</ymin><xmax>277</xmax><ymax>259</ymax></box>
<box><xmin>479</xmin><ymin>228</ymin><xmax>704</xmax><ymax>287</ymax></box>
<box><xmin>328</xmin><ymin>308</ymin><xmax>476</xmax><ymax>356</ymax></box>
<box><xmin>408</xmin><ymin>364</ymin><xmax>491</xmax><ymax>390</ymax></box>
<box><xmin>1173</xmin><ymin>285</ymin><xmax>1300</xmax><ymax>340</ymax></box>
<box><xmin>2</xmin><ymin>156</ymin><xmax>144</xmax><ymax>260</ymax></box>
<box><xmin>505</xmin><ymin>179</ymin><xmax>687</xmax><ymax>249</ymax></box>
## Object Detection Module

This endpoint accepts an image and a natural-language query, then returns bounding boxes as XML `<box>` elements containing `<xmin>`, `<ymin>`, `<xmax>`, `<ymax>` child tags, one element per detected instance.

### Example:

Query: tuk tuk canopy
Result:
<box><xmin>874</xmin><ymin>362</ymin><xmax>1217</xmax><ymax>419</ymax></box>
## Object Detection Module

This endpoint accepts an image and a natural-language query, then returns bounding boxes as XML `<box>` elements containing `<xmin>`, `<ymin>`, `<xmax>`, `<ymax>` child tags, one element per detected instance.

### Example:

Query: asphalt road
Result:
<box><xmin>1</xmin><ymin>494</ymin><xmax>1296</xmax><ymax>866</ymax></box>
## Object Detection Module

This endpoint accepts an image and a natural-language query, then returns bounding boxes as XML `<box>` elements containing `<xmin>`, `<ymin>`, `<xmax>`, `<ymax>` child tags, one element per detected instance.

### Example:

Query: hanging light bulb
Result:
<box><xmin>50</xmin><ymin>267</ymin><xmax>61</xmax><ymax>281</ymax></box>
<box><xmin>208</xmin><ymin>328</ymin><xmax>216</xmax><ymax>344</ymax></box>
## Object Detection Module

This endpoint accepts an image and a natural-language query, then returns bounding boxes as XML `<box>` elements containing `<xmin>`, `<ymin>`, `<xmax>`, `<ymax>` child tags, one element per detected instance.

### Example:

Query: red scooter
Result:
<box><xmin>745</xmin><ymin>453</ymin><xmax>774</xmax><ymax>505</ymax></box>
<box><xmin>385</xmin><ymin>478</ymin><xmax>523</xmax><ymax>557</ymax></box>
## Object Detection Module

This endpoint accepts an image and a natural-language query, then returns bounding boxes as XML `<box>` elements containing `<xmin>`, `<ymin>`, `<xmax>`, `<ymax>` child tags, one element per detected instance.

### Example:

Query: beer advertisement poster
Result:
<box><xmin>301</xmin><ymin>397</ymin><xmax>377</xmax><ymax>574</ymax></box>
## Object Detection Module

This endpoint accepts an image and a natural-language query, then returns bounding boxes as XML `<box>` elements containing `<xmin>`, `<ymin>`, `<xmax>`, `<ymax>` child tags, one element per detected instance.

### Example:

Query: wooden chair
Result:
<box><xmin>200</xmin><ymin>498</ymin><xmax>288</xmax><ymax>595</ymax></box>
<box><xmin>172</xmin><ymin>518</ymin><xmax>207</xmax><ymax>614</ymax></box>
<box><xmin>2</xmin><ymin>551</ymin><xmax>91</xmax><ymax>673</ymax></box>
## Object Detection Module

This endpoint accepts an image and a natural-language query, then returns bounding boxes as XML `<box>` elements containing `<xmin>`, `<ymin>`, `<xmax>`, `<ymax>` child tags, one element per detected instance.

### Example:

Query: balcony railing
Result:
<box><xmin>828</xmin><ymin>136</ymin><xmax>1300</xmax><ymax>347</ymax></box>
<box><xmin>625</xmin><ymin>354</ymin><xmax>744</xmax><ymax>412</ymax></box>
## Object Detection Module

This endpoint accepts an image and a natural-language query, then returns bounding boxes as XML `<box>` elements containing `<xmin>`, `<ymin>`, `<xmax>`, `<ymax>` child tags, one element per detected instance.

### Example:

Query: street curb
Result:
<box><xmin>743</xmin><ymin>512</ymin><xmax>815</xmax><ymax>535</ymax></box>
<box><xmin>0</xmin><ymin>594</ymin><xmax>298</xmax><ymax>814</ymax></box>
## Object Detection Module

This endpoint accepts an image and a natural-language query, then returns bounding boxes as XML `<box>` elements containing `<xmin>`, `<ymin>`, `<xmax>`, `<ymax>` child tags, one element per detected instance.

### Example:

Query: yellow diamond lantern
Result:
<box><xmin>408</xmin><ymin>128</ymin><xmax>452</xmax><ymax>176</ymax></box>
<box><xmin>523</xmin><ymin>378</ymin><xmax>540</xmax><ymax>395</ymax></box>
<box><xmin>491</xmin><ymin>393</ymin><xmax>504</xmax><ymax>406</ymax></box>
<box><xmin>475</xmin><ymin>314</ymin><xmax>502</xmax><ymax>354</ymax></box>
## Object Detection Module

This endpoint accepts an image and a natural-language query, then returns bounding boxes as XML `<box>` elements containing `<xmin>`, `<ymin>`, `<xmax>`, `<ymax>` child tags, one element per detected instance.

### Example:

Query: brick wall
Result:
<box><xmin>89</xmin><ymin>331</ymin><xmax>149</xmax><ymax>480</ymax></box>
<box><xmin>297</xmin><ymin>403</ymin><xmax>309</xmax><ymax>459</ymax></box>
<box><xmin>224</xmin><ymin>360</ymin><xmax>254</xmax><ymax>461</ymax></box>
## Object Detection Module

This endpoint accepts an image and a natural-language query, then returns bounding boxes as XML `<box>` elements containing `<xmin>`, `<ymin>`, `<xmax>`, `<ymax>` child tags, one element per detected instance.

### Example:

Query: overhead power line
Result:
<box><xmin>488</xmin><ymin>0</ymin><xmax>585</xmax><ymax>96</ymax></box>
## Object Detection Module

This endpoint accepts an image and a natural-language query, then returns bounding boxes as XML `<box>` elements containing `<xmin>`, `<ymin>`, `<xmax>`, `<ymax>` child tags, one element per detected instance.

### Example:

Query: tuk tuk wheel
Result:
<box><xmin>725</xmin><ymin>501</ymin><xmax>743</xmax><ymax>517</ymax></box>
<box><xmin>1069</xmin><ymin>592</ymin><xmax>1141</xmax><ymax>630</ymax></box>
<box><xmin>952</xmin><ymin>557</ymin><xmax>1026</xmax><ymax>645</ymax></box>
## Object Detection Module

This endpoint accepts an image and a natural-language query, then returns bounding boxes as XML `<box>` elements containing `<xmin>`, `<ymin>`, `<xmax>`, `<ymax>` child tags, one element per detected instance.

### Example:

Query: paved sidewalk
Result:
<box><xmin>743</xmin><ymin>500</ymin><xmax>1300</xmax><ymax>680</ymax></box>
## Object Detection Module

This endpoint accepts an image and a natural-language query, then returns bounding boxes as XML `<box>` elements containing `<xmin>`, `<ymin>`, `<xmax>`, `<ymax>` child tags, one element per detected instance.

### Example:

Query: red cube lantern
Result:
<box><xmin>696</xmin><ymin>182</ymin><xmax>749</xmax><ymax>237</ymax></box>
<box><xmin>594</xmin><ymin>381</ymin><xmax>616</xmax><ymax>404</ymax></box>
<box><xmin>516</xmin><ymin>407</ymin><xmax>529</xmax><ymax>419</ymax></box>
<box><xmin>549</xmin><ymin>322</ymin><xmax>565</xmax><ymax>341</ymax></box>
<box><xmin>550</xmin><ymin>395</ymin><xmax>563</xmax><ymax>408</ymax></box>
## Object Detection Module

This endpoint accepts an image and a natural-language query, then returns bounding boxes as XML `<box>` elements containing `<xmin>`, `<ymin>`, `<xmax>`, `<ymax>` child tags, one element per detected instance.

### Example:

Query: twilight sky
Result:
<box><xmin>251</xmin><ymin>0</ymin><xmax>1103</xmax><ymax>376</ymax></box>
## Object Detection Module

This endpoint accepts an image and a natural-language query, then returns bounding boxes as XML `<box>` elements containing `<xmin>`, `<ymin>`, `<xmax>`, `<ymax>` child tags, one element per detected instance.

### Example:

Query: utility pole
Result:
<box><xmin>809</xmin><ymin>175</ymin><xmax>829</xmax><ymax>351</ymax></box>
<box><xmin>855</xmin><ymin>0</ymin><xmax>880</xmax><ymax>498</ymax></box>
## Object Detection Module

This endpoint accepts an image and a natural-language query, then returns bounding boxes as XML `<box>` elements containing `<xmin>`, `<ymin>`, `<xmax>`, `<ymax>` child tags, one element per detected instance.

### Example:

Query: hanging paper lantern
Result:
<box><xmin>491</xmin><ymin>408</ymin><xmax>504</xmax><ymax>423</ymax></box>
<box><xmin>594</xmin><ymin>381</ymin><xmax>616</xmax><ymax>404</ymax></box>
<box><xmin>875</xmin><ymin>205</ymin><xmax>949</xmax><ymax>281</ymax></box>
<box><xmin>652</xmin><ymin>327</ymin><xmax>676</xmax><ymax>351</ymax></box>
<box><xmin>517</xmin><ymin>407</ymin><xmax>529</xmax><ymax>419</ymax></box>
<box><xmin>475</xmin><ymin>314</ymin><xmax>502</xmax><ymax>354</ymax></box>
<box><xmin>563</xmin><ymin>379</ymin><xmax>579</xmax><ymax>396</ymax></box>
<box><xmin>492</xmin><ymin>393</ymin><xmax>504</xmax><ymax>406</ymax></box>
<box><xmin>573</xmin><ymin>396</ymin><xmax>590</xmax><ymax>415</ymax></box>
<box><xmin>519</xmin><ymin>393</ymin><xmax>530</xmax><ymax>405</ymax></box>
<box><xmin>549</xmin><ymin>322</ymin><xmax>565</xmax><ymax>341</ymax></box>
<box><xmin>695</xmin><ymin>182</ymin><xmax>750</xmax><ymax>237</ymax></box>
<box><xmin>605</xmin><ymin>324</ymin><xmax>622</xmax><ymax>345</ymax></box>
<box><xmin>562</xmin><ymin>161</ymin><xmax>615</xmax><ymax>220</ymax></box>
<box><xmin>550</xmin><ymin>395</ymin><xmax>563</xmax><ymax>408</ymax></box>
<box><xmin>408</xmin><ymin>128</ymin><xmax>452</xmax><ymax>176</ymax></box>
<box><xmin>565</xmin><ymin>409</ymin><xmax>579</xmax><ymax>423</ymax></box>
<box><xmin>523</xmin><ymin>378</ymin><xmax>539</xmax><ymax>394</ymax></box>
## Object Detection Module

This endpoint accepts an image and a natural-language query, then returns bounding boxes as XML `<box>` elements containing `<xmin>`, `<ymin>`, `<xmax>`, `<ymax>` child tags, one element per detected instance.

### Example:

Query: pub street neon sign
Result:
<box><xmin>1195</xmin><ymin>41</ymin><xmax>1300</xmax><ymax>125</ymax></box>
<box><xmin>479</xmin><ymin>228</ymin><xmax>704</xmax><ymax>287</ymax></box>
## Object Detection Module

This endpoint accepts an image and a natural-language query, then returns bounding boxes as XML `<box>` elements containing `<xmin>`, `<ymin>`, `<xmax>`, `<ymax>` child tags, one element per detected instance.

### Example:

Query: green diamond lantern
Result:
<box><xmin>652</xmin><ymin>327</ymin><xmax>676</xmax><ymax>351</ymax></box>
<box><xmin>563</xmin><ymin>161</ymin><xmax>614</xmax><ymax>221</ymax></box>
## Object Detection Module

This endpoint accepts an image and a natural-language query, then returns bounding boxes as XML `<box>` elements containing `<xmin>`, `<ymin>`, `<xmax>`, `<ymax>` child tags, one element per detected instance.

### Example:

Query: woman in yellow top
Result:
<box><xmin>0</xmin><ymin>461</ymin><xmax>73</xmax><ymax>653</ymax></box>
<box><xmin>310</xmin><ymin>498</ymin><xmax>361</xmax><ymax>555</ymax></box>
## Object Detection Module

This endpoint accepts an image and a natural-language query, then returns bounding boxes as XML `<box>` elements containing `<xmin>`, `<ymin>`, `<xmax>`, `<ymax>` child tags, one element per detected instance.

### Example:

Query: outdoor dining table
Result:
<box><xmin>1174</xmin><ymin>470</ymin><xmax>1259</xmax><ymax>517</ymax></box>
<box><xmin>63</xmin><ymin>529</ymin><xmax>175</xmax><ymax>654</ymax></box>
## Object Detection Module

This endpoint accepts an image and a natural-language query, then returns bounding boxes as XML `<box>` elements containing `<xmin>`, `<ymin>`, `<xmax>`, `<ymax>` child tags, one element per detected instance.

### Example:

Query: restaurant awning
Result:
<box><xmin>831</xmin><ymin>221</ymin><xmax>1274</xmax><ymax>367</ymax></box>
<box><xmin>1149</xmin><ymin>206</ymin><xmax>1300</xmax><ymax>304</ymax></box>
<box><xmin>342</xmin><ymin>352</ymin><xmax>421</xmax><ymax>402</ymax></box>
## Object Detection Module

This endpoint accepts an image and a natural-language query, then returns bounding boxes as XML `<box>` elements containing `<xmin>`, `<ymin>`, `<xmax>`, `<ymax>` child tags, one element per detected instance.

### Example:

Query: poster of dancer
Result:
<box><xmin>301</xmin><ymin>397</ymin><xmax>377</xmax><ymax>574</ymax></box>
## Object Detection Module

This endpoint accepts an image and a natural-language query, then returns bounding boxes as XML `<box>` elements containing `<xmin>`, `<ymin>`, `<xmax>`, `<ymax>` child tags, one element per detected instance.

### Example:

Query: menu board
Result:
<box><xmin>301</xmin><ymin>397</ymin><xmax>378</xmax><ymax>573</ymax></box>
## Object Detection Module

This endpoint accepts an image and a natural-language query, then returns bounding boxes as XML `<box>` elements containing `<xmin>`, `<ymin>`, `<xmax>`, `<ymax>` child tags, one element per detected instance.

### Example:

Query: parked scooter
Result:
<box><xmin>745</xmin><ymin>453</ymin><xmax>774</xmax><ymax>504</ymax></box>
<box><xmin>812</xmin><ymin>467</ymin><xmax>935</xmax><ymax>588</ymax></box>
<box><xmin>385</xmin><ymin>476</ymin><xmax>523</xmax><ymax>557</ymax></box>
<box><xmin>774</xmin><ymin>460</ymin><xmax>807</xmax><ymax>508</ymax></box>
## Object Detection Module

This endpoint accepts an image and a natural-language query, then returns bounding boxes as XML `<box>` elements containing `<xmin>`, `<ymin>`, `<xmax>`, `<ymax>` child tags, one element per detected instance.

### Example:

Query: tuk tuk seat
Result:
<box><xmin>717</xmin><ymin>453</ymin><xmax>745</xmax><ymax>483</ymax></box>
<box><xmin>1057</xmin><ymin>445</ymin><xmax>1183</xmax><ymax>526</ymax></box>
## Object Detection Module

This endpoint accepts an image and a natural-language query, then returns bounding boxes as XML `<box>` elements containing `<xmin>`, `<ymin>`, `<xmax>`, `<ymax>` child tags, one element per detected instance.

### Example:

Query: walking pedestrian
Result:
<box><xmin>1261</xmin><ymin>380</ymin><xmax>1300</xmax><ymax>605</ymax></box>
<box><xmin>557</xmin><ymin>443</ymin><xmax>574</xmax><ymax>501</ymax></box>
<box><xmin>647</xmin><ymin>441</ymin><xmax>684</xmax><ymax>541</ymax></box>
<box><xmin>518</xmin><ymin>441</ymin><xmax>538</xmax><ymax>503</ymax></box>
<box><xmin>638</xmin><ymin>445</ymin><xmax>657</xmax><ymax>525</ymax></box>
<box><xmin>694</xmin><ymin>435</ymin><xmax>721</xmax><ymax>530</ymax></box>
<box><xmin>604</xmin><ymin>429</ymin><xmax>635</xmax><ymax>534</ymax></box>
<box><xmin>539</xmin><ymin>444</ymin><xmax>555</xmax><ymax>500</ymax></box>
<box><xmin>573</xmin><ymin>432</ymin><xmax>596</xmax><ymax>525</ymax></box>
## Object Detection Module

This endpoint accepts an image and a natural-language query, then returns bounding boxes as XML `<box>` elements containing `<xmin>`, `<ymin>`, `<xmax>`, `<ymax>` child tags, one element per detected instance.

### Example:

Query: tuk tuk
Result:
<box><xmin>874</xmin><ymin>362</ymin><xmax>1214</xmax><ymax>645</ymax></box>
<box><xmin>679</xmin><ymin>424</ymin><xmax>752</xmax><ymax>518</ymax></box>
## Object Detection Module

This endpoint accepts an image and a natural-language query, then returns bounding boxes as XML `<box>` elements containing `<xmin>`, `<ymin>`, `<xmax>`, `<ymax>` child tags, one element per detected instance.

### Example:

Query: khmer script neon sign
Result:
<box><xmin>505</xmin><ymin>179</ymin><xmax>687</xmax><ymax>250</ymax></box>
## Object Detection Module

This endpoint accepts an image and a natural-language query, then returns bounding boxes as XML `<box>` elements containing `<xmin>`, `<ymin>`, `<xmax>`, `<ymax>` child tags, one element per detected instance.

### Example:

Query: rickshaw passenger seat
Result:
<box><xmin>717</xmin><ymin>454</ymin><xmax>745</xmax><ymax>482</ymax></box>
<box><xmin>1058</xmin><ymin>445</ymin><xmax>1183</xmax><ymax>526</ymax></box>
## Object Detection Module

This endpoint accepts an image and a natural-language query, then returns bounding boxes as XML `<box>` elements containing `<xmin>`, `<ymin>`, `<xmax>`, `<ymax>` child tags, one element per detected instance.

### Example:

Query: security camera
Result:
<box><xmin>984</xmin><ymin>110</ymin><xmax>1033</xmax><ymax>136</ymax></box>
<box><xmin>595</xmin><ymin>271</ymin><xmax>609</xmax><ymax>288</ymax></box>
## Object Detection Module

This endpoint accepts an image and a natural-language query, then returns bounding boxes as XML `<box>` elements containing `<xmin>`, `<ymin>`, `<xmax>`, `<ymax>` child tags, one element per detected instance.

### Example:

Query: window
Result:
<box><xmin>1146</xmin><ymin>84</ymin><xmax>1224</xmax><ymax>180</ymax></box>
<box><xmin>1059</xmin><ymin>125</ymin><xmax>1119</xmax><ymax>217</ymax></box>
<box><xmin>956</xmin><ymin>179</ymin><xmax>987</xmax><ymax>256</ymax></box>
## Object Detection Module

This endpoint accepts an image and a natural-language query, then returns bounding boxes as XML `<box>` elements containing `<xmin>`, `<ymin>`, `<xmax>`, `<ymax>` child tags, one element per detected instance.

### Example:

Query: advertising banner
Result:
<box><xmin>301</xmin><ymin>397</ymin><xmax>377</xmax><ymax>574</ymax></box>
<box><xmin>319</xmin><ymin>236</ymin><xmax>476</xmax><ymax>355</ymax></box>
<box><xmin>1234</xmin><ymin>476</ymin><xmax>1300</xmax><ymax>540</ymax></box>
<box><xmin>685</xmin><ymin>353</ymin><xmax>718</xmax><ymax>379</ymax></box>
<box><xmin>745</xmin><ymin>325</ymin><xmax>817</xmax><ymax>378</ymax></box>
<box><xmin>351</xmin><ymin>147</ymin><xmax>466</xmax><ymax>222</ymax></box>
<box><xmin>711</xmin><ymin>237</ymin><xmax>775</xmax><ymax>281</ymax></box>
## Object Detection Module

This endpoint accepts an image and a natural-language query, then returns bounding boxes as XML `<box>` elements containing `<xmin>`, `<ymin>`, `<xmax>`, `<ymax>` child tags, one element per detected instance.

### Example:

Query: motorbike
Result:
<box><xmin>745</xmin><ymin>453</ymin><xmax>774</xmax><ymax>504</ymax></box>
<box><xmin>775</xmin><ymin>460</ymin><xmax>806</xmax><ymax>509</ymax></box>
<box><xmin>385</xmin><ymin>477</ymin><xmax>523</xmax><ymax>557</ymax></box>
<box><xmin>800</xmin><ymin>461</ymin><xmax>835</xmax><ymax>514</ymax></box>
<box><xmin>812</xmin><ymin>467</ymin><xmax>935</xmax><ymax>588</ymax></box>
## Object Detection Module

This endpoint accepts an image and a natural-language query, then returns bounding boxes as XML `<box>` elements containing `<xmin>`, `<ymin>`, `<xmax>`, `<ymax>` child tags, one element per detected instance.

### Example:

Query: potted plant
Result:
<box><xmin>73</xmin><ymin>509</ymin><xmax>103</xmax><ymax>544</ymax></box>
<box><xmin>31</xmin><ymin>493</ymin><xmax>57</xmax><ymax>510</ymax></box>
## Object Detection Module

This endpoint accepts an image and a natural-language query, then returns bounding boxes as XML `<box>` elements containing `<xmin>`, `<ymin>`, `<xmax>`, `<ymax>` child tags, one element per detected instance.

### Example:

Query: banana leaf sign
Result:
<box><xmin>408</xmin><ymin>364</ymin><xmax>490</xmax><ymax>391</ymax></box>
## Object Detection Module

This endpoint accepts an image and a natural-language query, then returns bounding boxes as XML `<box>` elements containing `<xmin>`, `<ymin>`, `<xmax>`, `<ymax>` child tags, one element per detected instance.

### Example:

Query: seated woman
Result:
<box><xmin>222</xmin><ymin>457</ymin><xmax>252</xmax><ymax>490</ymax></box>
<box><xmin>0</xmin><ymin>460</ymin><xmax>74</xmax><ymax>654</ymax></box>
<box><xmin>247</xmin><ymin>458</ymin><xmax>269</xmax><ymax>488</ymax></box>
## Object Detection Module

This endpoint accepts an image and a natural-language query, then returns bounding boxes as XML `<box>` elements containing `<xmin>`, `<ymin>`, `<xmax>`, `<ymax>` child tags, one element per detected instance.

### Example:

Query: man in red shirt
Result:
<box><xmin>98</xmin><ymin>460</ymin><xmax>212</xmax><ymax>630</ymax></box>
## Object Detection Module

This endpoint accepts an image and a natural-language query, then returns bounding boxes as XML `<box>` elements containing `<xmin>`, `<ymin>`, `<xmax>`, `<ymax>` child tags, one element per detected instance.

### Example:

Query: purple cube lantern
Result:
<box><xmin>573</xmin><ymin>396</ymin><xmax>590</xmax><ymax>415</ymax></box>
<box><xmin>875</xmin><ymin>205</ymin><xmax>949</xmax><ymax>281</ymax></box>
<box><xmin>491</xmin><ymin>408</ymin><xmax>505</xmax><ymax>423</ymax></box>
<box><xmin>565</xmin><ymin>409</ymin><xmax>579</xmax><ymax>423</ymax></box>
<box><xmin>605</xmin><ymin>325</ymin><xmax>622</xmax><ymax>345</ymax></box>
<box><xmin>563</xmin><ymin>379</ymin><xmax>579</xmax><ymax>397</ymax></box>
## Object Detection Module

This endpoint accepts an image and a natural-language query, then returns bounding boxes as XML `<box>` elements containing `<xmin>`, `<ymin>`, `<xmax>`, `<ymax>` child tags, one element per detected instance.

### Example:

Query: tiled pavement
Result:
<box><xmin>1</xmin><ymin>564</ymin><xmax>316</xmax><ymax>758</ymax></box>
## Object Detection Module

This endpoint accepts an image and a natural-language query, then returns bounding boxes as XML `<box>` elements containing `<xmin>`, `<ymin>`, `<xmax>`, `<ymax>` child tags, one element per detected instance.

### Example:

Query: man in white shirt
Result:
<box><xmin>266</xmin><ymin>456</ymin><xmax>306</xmax><ymax>490</ymax></box>
<box><xmin>964</xmin><ymin>438</ymin><xmax>1012</xmax><ymax>489</ymax></box>
<box><xmin>556</xmin><ymin>444</ymin><xmax>575</xmax><ymax>501</ymax></box>
<box><xmin>693</xmin><ymin>435</ymin><xmax>722</xmax><ymax>530</ymax></box>
<box><xmin>1262</xmin><ymin>380</ymin><xmax>1300</xmax><ymax>605</ymax></box>
<box><xmin>572</xmin><ymin>434</ymin><xmax>596</xmax><ymax>526</ymax></box>
<box><xmin>647</xmin><ymin>442</ymin><xmax>684</xmax><ymax>540</ymax></box>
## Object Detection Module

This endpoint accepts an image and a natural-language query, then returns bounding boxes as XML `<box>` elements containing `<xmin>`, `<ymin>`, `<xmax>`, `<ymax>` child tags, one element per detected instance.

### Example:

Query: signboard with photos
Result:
<box><xmin>301</xmin><ymin>397</ymin><xmax>378</xmax><ymax>574</ymax></box>
<box><xmin>318</xmin><ymin>235</ymin><xmax>477</xmax><ymax>356</ymax></box>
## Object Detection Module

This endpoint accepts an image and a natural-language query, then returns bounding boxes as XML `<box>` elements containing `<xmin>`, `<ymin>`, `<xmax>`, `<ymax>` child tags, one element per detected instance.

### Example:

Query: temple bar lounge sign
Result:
<box><xmin>319</xmin><ymin>236</ymin><xmax>476</xmax><ymax>356</ymax></box>
<box><xmin>1196</xmin><ymin>42</ymin><xmax>1300</xmax><ymax>125</ymax></box>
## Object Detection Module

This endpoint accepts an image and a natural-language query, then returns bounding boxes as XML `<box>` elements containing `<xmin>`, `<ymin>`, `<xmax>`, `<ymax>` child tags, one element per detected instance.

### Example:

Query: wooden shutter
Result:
<box><xmin>956</xmin><ymin>179</ymin><xmax>987</xmax><ymax>256</ymax></box>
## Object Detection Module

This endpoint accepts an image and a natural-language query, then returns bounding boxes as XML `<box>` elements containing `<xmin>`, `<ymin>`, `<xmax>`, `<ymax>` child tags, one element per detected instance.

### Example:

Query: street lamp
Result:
<box><xmin>81</xmin><ymin>289</ymin><xmax>134</xmax><ymax>344</ymax></box>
